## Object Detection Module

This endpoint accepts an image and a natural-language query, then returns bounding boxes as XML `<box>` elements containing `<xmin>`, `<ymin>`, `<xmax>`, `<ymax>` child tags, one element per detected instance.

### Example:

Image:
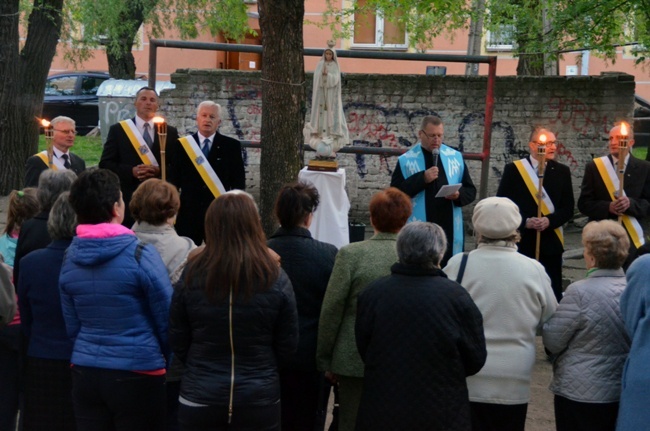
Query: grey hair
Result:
<box><xmin>50</xmin><ymin>116</ymin><xmax>76</xmax><ymax>128</ymax></box>
<box><xmin>37</xmin><ymin>169</ymin><xmax>77</xmax><ymax>212</ymax></box>
<box><xmin>397</xmin><ymin>222</ymin><xmax>447</xmax><ymax>269</ymax></box>
<box><xmin>420</xmin><ymin>115</ymin><xmax>442</xmax><ymax>130</ymax></box>
<box><xmin>197</xmin><ymin>101</ymin><xmax>221</xmax><ymax>118</ymax></box>
<box><xmin>47</xmin><ymin>192</ymin><xmax>77</xmax><ymax>240</ymax></box>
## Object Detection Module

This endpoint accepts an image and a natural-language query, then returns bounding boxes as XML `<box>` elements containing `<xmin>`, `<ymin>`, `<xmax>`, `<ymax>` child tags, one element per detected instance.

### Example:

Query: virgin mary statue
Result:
<box><xmin>305</xmin><ymin>42</ymin><xmax>349</xmax><ymax>158</ymax></box>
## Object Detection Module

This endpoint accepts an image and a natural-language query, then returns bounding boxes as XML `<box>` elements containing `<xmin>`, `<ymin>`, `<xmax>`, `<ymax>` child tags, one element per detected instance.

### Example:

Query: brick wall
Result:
<box><xmin>161</xmin><ymin>69</ymin><xmax>635</xmax><ymax>224</ymax></box>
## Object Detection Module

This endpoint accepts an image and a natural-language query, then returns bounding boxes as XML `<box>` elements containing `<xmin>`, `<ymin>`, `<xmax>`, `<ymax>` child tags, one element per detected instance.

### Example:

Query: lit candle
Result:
<box><xmin>153</xmin><ymin>116</ymin><xmax>167</xmax><ymax>181</ymax></box>
<box><xmin>41</xmin><ymin>119</ymin><xmax>54</xmax><ymax>168</ymax></box>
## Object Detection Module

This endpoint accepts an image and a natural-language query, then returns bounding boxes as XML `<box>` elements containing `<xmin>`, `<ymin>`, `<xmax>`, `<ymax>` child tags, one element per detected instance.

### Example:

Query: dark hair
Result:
<box><xmin>69</xmin><ymin>169</ymin><xmax>121</xmax><ymax>224</ymax></box>
<box><xmin>274</xmin><ymin>181</ymin><xmax>319</xmax><ymax>229</ymax></box>
<box><xmin>369</xmin><ymin>187</ymin><xmax>412</xmax><ymax>233</ymax></box>
<box><xmin>130</xmin><ymin>179</ymin><xmax>180</xmax><ymax>225</ymax></box>
<box><xmin>135</xmin><ymin>86</ymin><xmax>159</xmax><ymax>98</ymax></box>
<box><xmin>4</xmin><ymin>188</ymin><xmax>39</xmax><ymax>235</ymax></box>
<box><xmin>184</xmin><ymin>192</ymin><xmax>279</xmax><ymax>301</ymax></box>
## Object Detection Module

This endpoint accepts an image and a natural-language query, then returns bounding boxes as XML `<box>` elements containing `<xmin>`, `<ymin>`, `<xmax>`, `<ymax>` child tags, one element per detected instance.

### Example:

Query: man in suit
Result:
<box><xmin>24</xmin><ymin>116</ymin><xmax>86</xmax><ymax>187</ymax></box>
<box><xmin>578</xmin><ymin>124</ymin><xmax>650</xmax><ymax>266</ymax></box>
<box><xmin>391</xmin><ymin>115</ymin><xmax>476</xmax><ymax>267</ymax></box>
<box><xmin>99</xmin><ymin>86</ymin><xmax>179</xmax><ymax>227</ymax></box>
<box><xmin>497</xmin><ymin>128</ymin><xmax>574</xmax><ymax>302</ymax></box>
<box><xmin>169</xmin><ymin>101</ymin><xmax>245</xmax><ymax>244</ymax></box>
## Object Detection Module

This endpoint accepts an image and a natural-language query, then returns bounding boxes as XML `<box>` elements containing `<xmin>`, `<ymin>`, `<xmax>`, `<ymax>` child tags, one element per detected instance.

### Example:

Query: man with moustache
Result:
<box><xmin>24</xmin><ymin>116</ymin><xmax>86</xmax><ymax>187</ymax></box>
<box><xmin>391</xmin><ymin>115</ymin><xmax>476</xmax><ymax>267</ymax></box>
<box><xmin>497</xmin><ymin>128</ymin><xmax>574</xmax><ymax>302</ymax></box>
<box><xmin>169</xmin><ymin>101</ymin><xmax>245</xmax><ymax>244</ymax></box>
<box><xmin>99</xmin><ymin>87</ymin><xmax>179</xmax><ymax>227</ymax></box>
<box><xmin>578</xmin><ymin>124</ymin><xmax>650</xmax><ymax>266</ymax></box>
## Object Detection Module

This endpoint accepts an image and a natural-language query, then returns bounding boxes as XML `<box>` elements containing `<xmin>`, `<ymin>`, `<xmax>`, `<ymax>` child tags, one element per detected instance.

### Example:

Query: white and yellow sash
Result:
<box><xmin>35</xmin><ymin>151</ymin><xmax>64</xmax><ymax>170</ymax></box>
<box><xmin>178</xmin><ymin>135</ymin><xmax>226</xmax><ymax>199</ymax></box>
<box><xmin>593</xmin><ymin>156</ymin><xmax>645</xmax><ymax>248</ymax></box>
<box><xmin>119</xmin><ymin>120</ymin><xmax>159</xmax><ymax>166</ymax></box>
<box><xmin>513</xmin><ymin>159</ymin><xmax>564</xmax><ymax>246</ymax></box>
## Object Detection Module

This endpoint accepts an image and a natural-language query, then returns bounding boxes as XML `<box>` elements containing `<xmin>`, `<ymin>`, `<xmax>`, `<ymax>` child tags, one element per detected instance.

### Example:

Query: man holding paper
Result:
<box><xmin>497</xmin><ymin>128</ymin><xmax>574</xmax><ymax>302</ymax></box>
<box><xmin>391</xmin><ymin>116</ymin><xmax>476</xmax><ymax>266</ymax></box>
<box><xmin>99</xmin><ymin>87</ymin><xmax>179</xmax><ymax>227</ymax></box>
<box><xmin>169</xmin><ymin>101</ymin><xmax>245</xmax><ymax>244</ymax></box>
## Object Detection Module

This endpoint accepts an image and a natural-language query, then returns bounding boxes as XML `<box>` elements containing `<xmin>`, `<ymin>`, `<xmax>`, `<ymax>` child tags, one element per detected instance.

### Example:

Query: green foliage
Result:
<box><xmin>318</xmin><ymin>0</ymin><xmax>471</xmax><ymax>50</ymax></box>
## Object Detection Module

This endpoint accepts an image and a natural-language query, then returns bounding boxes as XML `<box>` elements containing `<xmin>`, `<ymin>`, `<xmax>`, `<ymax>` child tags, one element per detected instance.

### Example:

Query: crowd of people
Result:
<box><xmin>1</xmin><ymin>91</ymin><xmax>650</xmax><ymax>431</ymax></box>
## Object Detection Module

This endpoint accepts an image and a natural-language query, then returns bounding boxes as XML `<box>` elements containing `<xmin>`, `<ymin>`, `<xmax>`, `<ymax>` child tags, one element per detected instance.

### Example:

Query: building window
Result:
<box><xmin>352</xmin><ymin>0</ymin><xmax>407</xmax><ymax>48</ymax></box>
<box><xmin>486</xmin><ymin>24</ymin><xmax>516</xmax><ymax>51</ymax></box>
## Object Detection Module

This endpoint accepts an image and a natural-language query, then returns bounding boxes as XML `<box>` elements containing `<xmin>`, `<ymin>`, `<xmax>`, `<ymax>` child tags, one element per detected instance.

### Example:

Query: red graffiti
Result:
<box><xmin>555</xmin><ymin>141</ymin><xmax>580</xmax><ymax>171</ymax></box>
<box><xmin>546</xmin><ymin>97</ymin><xmax>610</xmax><ymax>136</ymax></box>
<box><xmin>347</xmin><ymin>112</ymin><xmax>399</xmax><ymax>147</ymax></box>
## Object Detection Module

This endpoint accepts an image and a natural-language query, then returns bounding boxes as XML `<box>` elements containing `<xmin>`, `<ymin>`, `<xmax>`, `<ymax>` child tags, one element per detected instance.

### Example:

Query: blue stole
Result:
<box><xmin>398</xmin><ymin>143</ymin><xmax>465</xmax><ymax>254</ymax></box>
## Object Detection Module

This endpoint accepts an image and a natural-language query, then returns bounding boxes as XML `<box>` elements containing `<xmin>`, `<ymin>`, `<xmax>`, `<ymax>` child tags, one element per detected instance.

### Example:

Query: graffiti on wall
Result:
<box><xmin>217</xmin><ymin>90</ymin><xmax>602</xmax><ymax>180</ymax></box>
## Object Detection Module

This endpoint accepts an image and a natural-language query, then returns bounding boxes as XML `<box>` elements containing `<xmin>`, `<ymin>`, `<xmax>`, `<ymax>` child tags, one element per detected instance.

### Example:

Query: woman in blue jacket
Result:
<box><xmin>169</xmin><ymin>191</ymin><xmax>298</xmax><ymax>431</ymax></box>
<box><xmin>59</xmin><ymin>169</ymin><xmax>172</xmax><ymax>431</ymax></box>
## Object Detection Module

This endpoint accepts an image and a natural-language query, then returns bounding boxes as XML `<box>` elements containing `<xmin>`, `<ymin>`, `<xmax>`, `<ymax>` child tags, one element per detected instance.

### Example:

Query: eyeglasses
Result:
<box><xmin>420</xmin><ymin>130</ymin><xmax>443</xmax><ymax>139</ymax></box>
<box><xmin>54</xmin><ymin>129</ymin><xmax>77</xmax><ymax>135</ymax></box>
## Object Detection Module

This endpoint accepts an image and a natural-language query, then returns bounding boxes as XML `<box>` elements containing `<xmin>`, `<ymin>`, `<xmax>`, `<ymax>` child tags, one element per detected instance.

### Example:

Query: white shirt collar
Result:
<box><xmin>135</xmin><ymin>116</ymin><xmax>154</xmax><ymax>133</ymax></box>
<box><xmin>198</xmin><ymin>133</ymin><xmax>216</xmax><ymax>146</ymax></box>
<box><xmin>52</xmin><ymin>147</ymin><xmax>69</xmax><ymax>159</ymax></box>
<box><xmin>611</xmin><ymin>153</ymin><xmax>630</xmax><ymax>167</ymax></box>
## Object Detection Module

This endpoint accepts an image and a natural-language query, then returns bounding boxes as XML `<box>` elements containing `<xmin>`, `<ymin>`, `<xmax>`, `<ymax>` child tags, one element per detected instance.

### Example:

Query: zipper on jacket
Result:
<box><xmin>228</xmin><ymin>287</ymin><xmax>235</xmax><ymax>424</ymax></box>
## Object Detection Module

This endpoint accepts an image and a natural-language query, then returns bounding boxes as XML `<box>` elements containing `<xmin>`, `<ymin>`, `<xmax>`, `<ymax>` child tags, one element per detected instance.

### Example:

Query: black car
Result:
<box><xmin>42</xmin><ymin>71</ymin><xmax>110</xmax><ymax>135</ymax></box>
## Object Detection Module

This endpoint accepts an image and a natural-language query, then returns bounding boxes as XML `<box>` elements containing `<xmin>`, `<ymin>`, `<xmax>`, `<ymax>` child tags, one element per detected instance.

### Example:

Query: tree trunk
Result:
<box><xmin>516</xmin><ymin>52</ymin><xmax>545</xmax><ymax>75</ymax></box>
<box><xmin>107</xmin><ymin>42</ymin><xmax>137</xmax><ymax>79</ymax></box>
<box><xmin>465</xmin><ymin>0</ymin><xmax>485</xmax><ymax>76</ymax></box>
<box><xmin>105</xmin><ymin>4</ymin><xmax>145</xmax><ymax>79</ymax></box>
<box><xmin>0</xmin><ymin>0</ymin><xmax>64</xmax><ymax>194</ymax></box>
<box><xmin>258</xmin><ymin>0</ymin><xmax>306</xmax><ymax>236</ymax></box>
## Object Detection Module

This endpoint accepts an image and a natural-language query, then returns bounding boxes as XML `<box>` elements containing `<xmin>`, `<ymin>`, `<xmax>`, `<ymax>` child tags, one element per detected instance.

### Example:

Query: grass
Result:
<box><xmin>38</xmin><ymin>134</ymin><xmax>103</xmax><ymax>166</ymax></box>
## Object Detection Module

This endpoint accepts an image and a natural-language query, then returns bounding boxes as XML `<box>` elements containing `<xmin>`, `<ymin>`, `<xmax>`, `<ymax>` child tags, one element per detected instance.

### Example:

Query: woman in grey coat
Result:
<box><xmin>543</xmin><ymin>220</ymin><xmax>631</xmax><ymax>431</ymax></box>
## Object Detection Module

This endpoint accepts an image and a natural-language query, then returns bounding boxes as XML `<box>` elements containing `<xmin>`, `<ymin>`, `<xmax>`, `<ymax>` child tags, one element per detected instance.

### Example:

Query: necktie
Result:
<box><xmin>202</xmin><ymin>139</ymin><xmax>210</xmax><ymax>158</ymax></box>
<box><xmin>143</xmin><ymin>123</ymin><xmax>153</xmax><ymax>147</ymax></box>
<box><xmin>61</xmin><ymin>154</ymin><xmax>71</xmax><ymax>169</ymax></box>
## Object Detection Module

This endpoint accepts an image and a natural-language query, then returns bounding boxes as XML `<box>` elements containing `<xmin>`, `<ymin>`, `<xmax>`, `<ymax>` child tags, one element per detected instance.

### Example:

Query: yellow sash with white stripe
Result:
<box><xmin>513</xmin><ymin>159</ymin><xmax>564</xmax><ymax>246</ymax></box>
<box><xmin>119</xmin><ymin>120</ymin><xmax>159</xmax><ymax>166</ymax></box>
<box><xmin>178</xmin><ymin>135</ymin><xmax>226</xmax><ymax>199</ymax></box>
<box><xmin>36</xmin><ymin>151</ymin><xmax>60</xmax><ymax>170</ymax></box>
<box><xmin>593</xmin><ymin>156</ymin><xmax>645</xmax><ymax>248</ymax></box>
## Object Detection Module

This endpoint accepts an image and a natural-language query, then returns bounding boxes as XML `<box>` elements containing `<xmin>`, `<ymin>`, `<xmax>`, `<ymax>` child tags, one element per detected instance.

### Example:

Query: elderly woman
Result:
<box><xmin>316</xmin><ymin>187</ymin><xmax>412</xmax><ymax>431</ymax></box>
<box><xmin>444</xmin><ymin>197</ymin><xmax>557</xmax><ymax>431</ymax></box>
<box><xmin>617</xmin><ymin>252</ymin><xmax>650</xmax><ymax>429</ymax></box>
<box><xmin>542</xmin><ymin>220</ymin><xmax>630</xmax><ymax>431</ymax></box>
<box><xmin>355</xmin><ymin>222</ymin><xmax>486</xmax><ymax>430</ymax></box>
<box><xmin>267</xmin><ymin>181</ymin><xmax>338</xmax><ymax>430</ymax></box>
<box><xmin>59</xmin><ymin>169</ymin><xmax>172</xmax><ymax>431</ymax></box>
<box><xmin>169</xmin><ymin>191</ymin><xmax>298</xmax><ymax>431</ymax></box>
<box><xmin>130</xmin><ymin>179</ymin><xmax>196</xmax><ymax>284</ymax></box>
<box><xmin>18</xmin><ymin>193</ymin><xmax>77</xmax><ymax>431</ymax></box>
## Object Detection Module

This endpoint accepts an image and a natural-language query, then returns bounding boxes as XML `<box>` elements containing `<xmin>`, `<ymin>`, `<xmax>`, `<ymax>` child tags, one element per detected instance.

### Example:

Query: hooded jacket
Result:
<box><xmin>59</xmin><ymin>224</ymin><xmax>172</xmax><ymax>371</ymax></box>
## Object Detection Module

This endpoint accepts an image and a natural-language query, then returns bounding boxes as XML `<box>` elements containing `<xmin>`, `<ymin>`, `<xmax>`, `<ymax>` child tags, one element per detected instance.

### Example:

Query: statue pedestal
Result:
<box><xmin>298</xmin><ymin>167</ymin><xmax>350</xmax><ymax>249</ymax></box>
<box><xmin>307</xmin><ymin>159</ymin><xmax>338</xmax><ymax>172</ymax></box>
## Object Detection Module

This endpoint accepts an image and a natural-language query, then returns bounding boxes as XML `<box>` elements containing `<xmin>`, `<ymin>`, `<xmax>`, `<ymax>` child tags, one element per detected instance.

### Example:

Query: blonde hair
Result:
<box><xmin>582</xmin><ymin>220</ymin><xmax>629</xmax><ymax>269</ymax></box>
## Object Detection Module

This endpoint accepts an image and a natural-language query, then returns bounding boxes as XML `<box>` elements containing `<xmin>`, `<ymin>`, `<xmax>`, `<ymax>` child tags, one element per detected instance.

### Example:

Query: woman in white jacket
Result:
<box><xmin>445</xmin><ymin>197</ymin><xmax>557</xmax><ymax>431</ymax></box>
<box><xmin>543</xmin><ymin>220</ymin><xmax>630</xmax><ymax>431</ymax></box>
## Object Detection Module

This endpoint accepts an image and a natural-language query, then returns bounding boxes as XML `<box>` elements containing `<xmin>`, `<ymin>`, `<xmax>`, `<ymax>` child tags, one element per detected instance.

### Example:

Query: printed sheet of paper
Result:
<box><xmin>435</xmin><ymin>183</ymin><xmax>462</xmax><ymax>198</ymax></box>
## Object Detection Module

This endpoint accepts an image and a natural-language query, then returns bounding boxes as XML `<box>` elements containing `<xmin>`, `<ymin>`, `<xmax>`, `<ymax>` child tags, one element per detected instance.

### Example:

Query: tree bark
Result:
<box><xmin>105</xmin><ymin>2</ymin><xmax>146</xmax><ymax>79</ymax></box>
<box><xmin>258</xmin><ymin>0</ymin><xmax>306</xmax><ymax>236</ymax></box>
<box><xmin>0</xmin><ymin>0</ymin><xmax>64</xmax><ymax>194</ymax></box>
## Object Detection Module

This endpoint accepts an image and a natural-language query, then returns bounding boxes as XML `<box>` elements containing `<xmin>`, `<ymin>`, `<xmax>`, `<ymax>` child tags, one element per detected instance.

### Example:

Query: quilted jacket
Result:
<box><xmin>542</xmin><ymin>268</ymin><xmax>630</xmax><ymax>402</ymax></box>
<box><xmin>169</xmin><ymin>268</ymin><xmax>298</xmax><ymax>407</ymax></box>
<box><xmin>59</xmin><ymin>224</ymin><xmax>173</xmax><ymax>371</ymax></box>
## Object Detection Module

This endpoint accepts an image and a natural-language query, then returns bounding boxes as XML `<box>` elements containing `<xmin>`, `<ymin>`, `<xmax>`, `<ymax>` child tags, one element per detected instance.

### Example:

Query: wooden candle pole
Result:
<box><xmin>617</xmin><ymin>122</ymin><xmax>629</xmax><ymax>224</ymax></box>
<box><xmin>535</xmin><ymin>134</ymin><xmax>548</xmax><ymax>261</ymax></box>
<box><xmin>41</xmin><ymin>119</ymin><xmax>54</xmax><ymax>168</ymax></box>
<box><xmin>153</xmin><ymin>117</ymin><xmax>167</xmax><ymax>181</ymax></box>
